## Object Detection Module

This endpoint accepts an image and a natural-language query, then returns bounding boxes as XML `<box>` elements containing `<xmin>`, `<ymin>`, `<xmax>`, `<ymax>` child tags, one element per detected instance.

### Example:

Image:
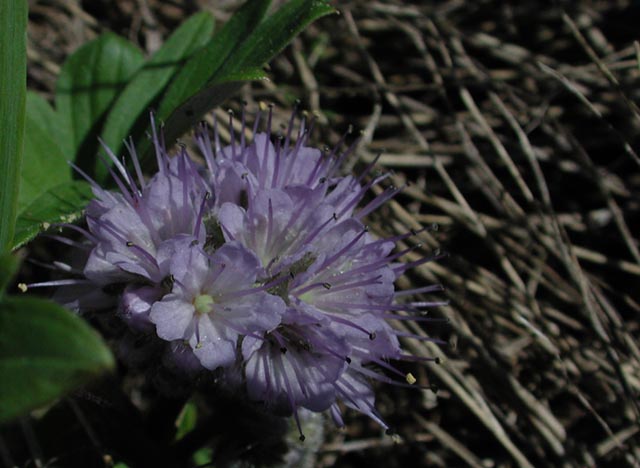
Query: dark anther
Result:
<box><xmin>280</xmin><ymin>347</ymin><xmax>287</xmax><ymax>354</ymax></box>
<box><xmin>322</xmin><ymin>282</ymin><xmax>332</xmax><ymax>290</ymax></box>
<box><xmin>435</xmin><ymin>357</ymin><xmax>441</xmax><ymax>364</ymax></box>
<box><xmin>369</xmin><ymin>332</ymin><xmax>377</xmax><ymax>340</ymax></box>
<box><xmin>190</xmin><ymin>239</ymin><xmax>199</xmax><ymax>247</ymax></box>
<box><xmin>126</xmin><ymin>241</ymin><xmax>134</xmax><ymax>247</ymax></box>
<box><xmin>161</xmin><ymin>275</ymin><xmax>175</xmax><ymax>291</ymax></box>
<box><xmin>430</xmin><ymin>383</ymin><xmax>439</xmax><ymax>394</ymax></box>
<box><xmin>319</xmin><ymin>177</ymin><xmax>327</xmax><ymax>184</ymax></box>
<box><xmin>299</xmin><ymin>435</ymin><xmax>306</xmax><ymax>442</ymax></box>
<box><xmin>345</xmin><ymin>357</ymin><xmax>352</xmax><ymax>364</ymax></box>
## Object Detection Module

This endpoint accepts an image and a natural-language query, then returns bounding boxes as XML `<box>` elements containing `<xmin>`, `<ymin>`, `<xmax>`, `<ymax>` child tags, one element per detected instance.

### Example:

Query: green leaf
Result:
<box><xmin>159</xmin><ymin>73</ymin><xmax>262</xmax><ymax>151</ymax></box>
<box><xmin>157</xmin><ymin>0</ymin><xmax>271</xmax><ymax>123</ymax></box>
<box><xmin>0</xmin><ymin>252</ymin><xmax>21</xmax><ymax>297</ymax></box>
<box><xmin>101</xmin><ymin>12</ymin><xmax>215</xmax><ymax>157</ymax></box>
<box><xmin>25</xmin><ymin>91</ymin><xmax>73</xmax><ymax>158</ymax></box>
<box><xmin>56</xmin><ymin>33</ymin><xmax>144</xmax><ymax>180</ymax></box>
<box><xmin>175</xmin><ymin>400</ymin><xmax>198</xmax><ymax>441</ymax></box>
<box><xmin>18</xmin><ymin>93</ymin><xmax>73</xmax><ymax>211</ymax></box>
<box><xmin>13</xmin><ymin>181</ymin><xmax>93</xmax><ymax>250</ymax></box>
<box><xmin>157</xmin><ymin>0</ymin><xmax>335</xmax><ymax>154</ymax></box>
<box><xmin>0</xmin><ymin>295</ymin><xmax>115</xmax><ymax>423</ymax></box>
<box><xmin>220</xmin><ymin>0</ymin><xmax>335</xmax><ymax>76</ymax></box>
<box><xmin>192</xmin><ymin>447</ymin><xmax>213</xmax><ymax>466</ymax></box>
<box><xmin>0</xmin><ymin>0</ymin><xmax>27</xmax><ymax>252</ymax></box>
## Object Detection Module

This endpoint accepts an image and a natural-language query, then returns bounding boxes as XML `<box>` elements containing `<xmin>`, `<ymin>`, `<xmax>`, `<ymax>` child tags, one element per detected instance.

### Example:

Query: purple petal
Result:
<box><xmin>150</xmin><ymin>296</ymin><xmax>195</xmax><ymax>341</ymax></box>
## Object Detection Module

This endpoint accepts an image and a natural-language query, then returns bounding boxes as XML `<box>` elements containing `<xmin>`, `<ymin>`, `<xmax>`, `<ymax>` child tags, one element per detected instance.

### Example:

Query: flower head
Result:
<box><xmin>35</xmin><ymin>106</ymin><xmax>444</xmax><ymax>438</ymax></box>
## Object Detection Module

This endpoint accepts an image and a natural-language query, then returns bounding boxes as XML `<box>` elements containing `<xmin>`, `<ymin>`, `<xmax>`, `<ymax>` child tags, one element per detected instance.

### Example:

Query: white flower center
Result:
<box><xmin>194</xmin><ymin>294</ymin><xmax>214</xmax><ymax>315</ymax></box>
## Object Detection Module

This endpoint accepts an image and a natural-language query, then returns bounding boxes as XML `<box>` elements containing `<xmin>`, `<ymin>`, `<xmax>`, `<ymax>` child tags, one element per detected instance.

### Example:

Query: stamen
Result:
<box><xmin>355</xmin><ymin>185</ymin><xmax>403</xmax><ymax>220</ymax></box>
<box><xmin>195</xmin><ymin>121</ymin><xmax>216</xmax><ymax>173</ymax></box>
<box><xmin>325</xmin><ymin>126</ymin><xmax>357</xmax><ymax>180</ymax></box>
<box><xmin>56</xmin><ymin>223</ymin><xmax>98</xmax><ymax>243</ymax></box>
<box><xmin>98</xmin><ymin>138</ymin><xmax>136</xmax><ymax>194</ymax></box>
<box><xmin>228</xmin><ymin>109</ymin><xmax>236</xmax><ymax>160</ymax></box>
<box><xmin>126</xmin><ymin>242</ymin><xmax>160</xmax><ymax>271</ymax></box>
<box><xmin>394</xmin><ymin>284</ymin><xmax>444</xmax><ymax>297</ymax></box>
<box><xmin>193</xmin><ymin>192</ymin><xmax>212</xmax><ymax>239</ymax></box>
<box><xmin>392</xmin><ymin>250</ymin><xmax>448</xmax><ymax>275</ymax></box>
<box><xmin>97</xmin><ymin>153</ymin><xmax>136</xmax><ymax>206</ymax></box>
<box><xmin>240</xmin><ymin>102</ymin><xmax>247</xmax><ymax>151</ymax></box>
<box><xmin>337</xmin><ymin>173</ymin><xmax>391</xmax><ymax>219</ymax></box>
<box><xmin>150</xmin><ymin>113</ymin><xmax>167</xmax><ymax>173</ymax></box>
<box><xmin>124</xmin><ymin>136</ymin><xmax>146</xmax><ymax>189</ymax></box>
<box><xmin>24</xmin><ymin>279</ymin><xmax>92</xmax><ymax>288</ymax></box>
<box><xmin>314</xmin><ymin>227</ymin><xmax>369</xmax><ymax>273</ymax></box>
<box><xmin>213</xmin><ymin>112</ymin><xmax>221</xmax><ymax>155</ymax></box>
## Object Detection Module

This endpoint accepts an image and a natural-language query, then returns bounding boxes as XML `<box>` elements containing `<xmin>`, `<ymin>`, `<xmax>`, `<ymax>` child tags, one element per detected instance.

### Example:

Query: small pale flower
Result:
<box><xmin>149</xmin><ymin>239</ymin><xmax>285</xmax><ymax>370</ymax></box>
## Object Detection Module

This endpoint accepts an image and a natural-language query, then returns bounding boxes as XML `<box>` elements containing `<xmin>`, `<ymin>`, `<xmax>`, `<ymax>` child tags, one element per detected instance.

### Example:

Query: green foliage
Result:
<box><xmin>13</xmin><ymin>181</ymin><xmax>93</xmax><ymax>250</ymax></box>
<box><xmin>0</xmin><ymin>252</ymin><xmax>20</xmax><ymax>297</ymax></box>
<box><xmin>0</xmin><ymin>0</ymin><xmax>27</xmax><ymax>252</ymax></box>
<box><xmin>175</xmin><ymin>400</ymin><xmax>198</xmax><ymax>441</ymax></box>
<box><xmin>156</xmin><ymin>0</ymin><xmax>272</xmax><ymax>135</ymax></box>
<box><xmin>19</xmin><ymin>93</ymin><xmax>73</xmax><ymax>211</ymax></box>
<box><xmin>55</xmin><ymin>32</ymin><xmax>144</xmax><ymax>180</ymax></box>
<box><xmin>0</xmin><ymin>295</ymin><xmax>115</xmax><ymax>423</ymax></box>
<box><xmin>193</xmin><ymin>447</ymin><xmax>214</xmax><ymax>466</ymax></box>
<box><xmin>158</xmin><ymin>0</ymin><xmax>335</xmax><ymax>153</ymax></box>
<box><xmin>101</xmin><ymin>12</ymin><xmax>215</xmax><ymax>158</ymax></box>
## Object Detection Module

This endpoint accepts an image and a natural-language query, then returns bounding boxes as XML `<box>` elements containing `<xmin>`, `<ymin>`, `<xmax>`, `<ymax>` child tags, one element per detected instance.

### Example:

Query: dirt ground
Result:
<box><xmin>18</xmin><ymin>0</ymin><xmax>640</xmax><ymax>467</ymax></box>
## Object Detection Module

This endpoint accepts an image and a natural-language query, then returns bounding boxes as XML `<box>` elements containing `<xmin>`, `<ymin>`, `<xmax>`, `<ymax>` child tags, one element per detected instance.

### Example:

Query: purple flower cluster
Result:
<box><xmin>39</xmin><ymin>108</ymin><xmax>444</xmax><ymax>437</ymax></box>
